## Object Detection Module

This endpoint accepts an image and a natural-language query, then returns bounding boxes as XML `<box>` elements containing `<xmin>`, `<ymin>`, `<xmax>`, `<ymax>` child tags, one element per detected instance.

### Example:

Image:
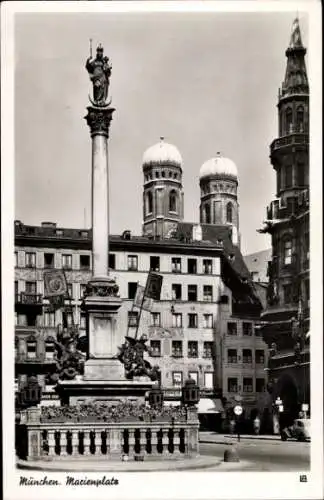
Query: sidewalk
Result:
<box><xmin>200</xmin><ymin>431</ymin><xmax>281</xmax><ymax>445</ymax></box>
<box><xmin>16</xmin><ymin>456</ymin><xmax>252</xmax><ymax>472</ymax></box>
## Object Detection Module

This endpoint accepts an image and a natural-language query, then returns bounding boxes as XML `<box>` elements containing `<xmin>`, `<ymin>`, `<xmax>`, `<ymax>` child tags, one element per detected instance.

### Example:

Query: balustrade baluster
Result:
<box><xmin>151</xmin><ymin>428</ymin><xmax>159</xmax><ymax>456</ymax></box>
<box><xmin>83</xmin><ymin>430</ymin><xmax>91</xmax><ymax>456</ymax></box>
<box><xmin>128</xmin><ymin>429</ymin><xmax>135</xmax><ymax>457</ymax></box>
<box><xmin>173</xmin><ymin>428</ymin><xmax>181</xmax><ymax>455</ymax></box>
<box><xmin>94</xmin><ymin>429</ymin><xmax>103</xmax><ymax>456</ymax></box>
<box><xmin>47</xmin><ymin>430</ymin><xmax>56</xmax><ymax>457</ymax></box>
<box><xmin>71</xmin><ymin>430</ymin><xmax>79</xmax><ymax>456</ymax></box>
<box><xmin>109</xmin><ymin>428</ymin><xmax>121</xmax><ymax>458</ymax></box>
<box><xmin>60</xmin><ymin>430</ymin><xmax>67</xmax><ymax>456</ymax></box>
<box><xmin>162</xmin><ymin>428</ymin><xmax>169</xmax><ymax>456</ymax></box>
<box><xmin>183</xmin><ymin>429</ymin><xmax>189</xmax><ymax>455</ymax></box>
<box><xmin>139</xmin><ymin>429</ymin><xmax>146</xmax><ymax>456</ymax></box>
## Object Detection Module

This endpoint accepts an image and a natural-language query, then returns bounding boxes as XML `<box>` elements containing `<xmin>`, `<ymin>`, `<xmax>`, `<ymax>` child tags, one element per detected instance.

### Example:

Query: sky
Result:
<box><xmin>14</xmin><ymin>8</ymin><xmax>309</xmax><ymax>255</ymax></box>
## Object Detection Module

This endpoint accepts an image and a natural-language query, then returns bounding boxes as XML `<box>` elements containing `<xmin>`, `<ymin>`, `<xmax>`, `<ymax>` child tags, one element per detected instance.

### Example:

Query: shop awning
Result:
<box><xmin>197</xmin><ymin>398</ymin><xmax>224</xmax><ymax>414</ymax></box>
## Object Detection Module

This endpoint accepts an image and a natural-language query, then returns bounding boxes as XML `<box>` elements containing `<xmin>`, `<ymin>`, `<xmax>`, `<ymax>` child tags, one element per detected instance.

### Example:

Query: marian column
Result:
<box><xmin>83</xmin><ymin>44</ymin><xmax>123</xmax><ymax>380</ymax></box>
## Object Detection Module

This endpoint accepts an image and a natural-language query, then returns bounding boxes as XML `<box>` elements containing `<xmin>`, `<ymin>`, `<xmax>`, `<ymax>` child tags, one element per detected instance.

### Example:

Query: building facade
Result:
<box><xmin>259</xmin><ymin>18</ymin><xmax>310</xmax><ymax>425</ymax></box>
<box><xmin>15</xmin><ymin>144</ymin><xmax>268</xmax><ymax>423</ymax></box>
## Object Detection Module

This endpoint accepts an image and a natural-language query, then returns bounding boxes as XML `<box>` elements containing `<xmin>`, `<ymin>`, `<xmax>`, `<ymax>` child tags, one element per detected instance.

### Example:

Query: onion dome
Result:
<box><xmin>143</xmin><ymin>137</ymin><xmax>183</xmax><ymax>167</ymax></box>
<box><xmin>199</xmin><ymin>152</ymin><xmax>238</xmax><ymax>180</ymax></box>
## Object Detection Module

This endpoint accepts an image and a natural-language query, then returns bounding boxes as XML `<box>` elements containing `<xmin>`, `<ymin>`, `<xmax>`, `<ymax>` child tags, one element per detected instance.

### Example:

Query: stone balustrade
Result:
<box><xmin>16</xmin><ymin>406</ymin><xmax>199</xmax><ymax>461</ymax></box>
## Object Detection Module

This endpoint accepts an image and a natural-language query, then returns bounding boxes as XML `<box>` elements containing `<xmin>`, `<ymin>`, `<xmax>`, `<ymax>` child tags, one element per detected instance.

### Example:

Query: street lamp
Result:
<box><xmin>181</xmin><ymin>377</ymin><xmax>200</xmax><ymax>407</ymax></box>
<box><xmin>148</xmin><ymin>381</ymin><xmax>164</xmax><ymax>409</ymax></box>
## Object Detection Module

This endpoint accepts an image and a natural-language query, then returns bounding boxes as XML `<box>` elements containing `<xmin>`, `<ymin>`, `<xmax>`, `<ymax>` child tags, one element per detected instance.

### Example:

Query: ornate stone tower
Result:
<box><xmin>199</xmin><ymin>153</ymin><xmax>240</xmax><ymax>245</ymax></box>
<box><xmin>142</xmin><ymin>138</ymin><xmax>184</xmax><ymax>238</ymax></box>
<box><xmin>259</xmin><ymin>18</ymin><xmax>309</xmax><ymax>423</ymax></box>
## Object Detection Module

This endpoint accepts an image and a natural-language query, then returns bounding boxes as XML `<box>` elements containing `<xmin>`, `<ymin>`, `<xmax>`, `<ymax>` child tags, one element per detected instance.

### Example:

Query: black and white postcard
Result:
<box><xmin>1</xmin><ymin>1</ymin><xmax>323</xmax><ymax>499</ymax></box>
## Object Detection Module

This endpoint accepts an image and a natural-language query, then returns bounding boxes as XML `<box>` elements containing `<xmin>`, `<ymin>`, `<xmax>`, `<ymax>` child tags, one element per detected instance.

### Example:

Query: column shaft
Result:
<box><xmin>92</xmin><ymin>134</ymin><xmax>109</xmax><ymax>278</ymax></box>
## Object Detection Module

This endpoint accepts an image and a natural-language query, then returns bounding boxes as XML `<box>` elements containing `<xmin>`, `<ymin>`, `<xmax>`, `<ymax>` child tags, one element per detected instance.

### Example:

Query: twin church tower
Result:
<box><xmin>142</xmin><ymin>138</ymin><xmax>240</xmax><ymax>245</ymax></box>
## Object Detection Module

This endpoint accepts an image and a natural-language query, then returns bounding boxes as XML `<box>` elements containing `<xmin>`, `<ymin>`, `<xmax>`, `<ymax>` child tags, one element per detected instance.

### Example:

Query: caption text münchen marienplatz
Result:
<box><xmin>19</xmin><ymin>475</ymin><xmax>119</xmax><ymax>486</ymax></box>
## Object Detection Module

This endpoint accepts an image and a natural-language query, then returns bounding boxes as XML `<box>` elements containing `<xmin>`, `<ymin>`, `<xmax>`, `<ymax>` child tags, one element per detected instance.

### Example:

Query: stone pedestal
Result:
<box><xmin>82</xmin><ymin>277</ymin><xmax>124</xmax><ymax>381</ymax></box>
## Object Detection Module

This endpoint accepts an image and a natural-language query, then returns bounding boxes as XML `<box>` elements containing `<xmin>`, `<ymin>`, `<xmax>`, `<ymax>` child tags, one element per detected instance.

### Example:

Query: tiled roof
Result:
<box><xmin>175</xmin><ymin>222</ymin><xmax>251</xmax><ymax>280</ymax></box>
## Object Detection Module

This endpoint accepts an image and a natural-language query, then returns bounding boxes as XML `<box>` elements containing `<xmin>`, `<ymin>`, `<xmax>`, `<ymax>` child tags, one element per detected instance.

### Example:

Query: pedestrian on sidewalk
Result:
<box><xmin>253</xmin><ymin>416</ymin><xmax>260</xmax><ymax>435</ymax></box>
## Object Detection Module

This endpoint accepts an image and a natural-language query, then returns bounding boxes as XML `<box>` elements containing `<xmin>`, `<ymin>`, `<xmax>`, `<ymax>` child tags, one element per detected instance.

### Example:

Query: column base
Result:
<box><xmin>84</xmin><ymin>358</ymin><xmax>124</xmax><ymax>381</ymax></box>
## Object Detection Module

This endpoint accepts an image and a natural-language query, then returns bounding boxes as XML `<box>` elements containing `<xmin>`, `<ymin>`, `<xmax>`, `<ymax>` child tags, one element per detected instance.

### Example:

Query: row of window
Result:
<box><xmin>203</xmin><ymin>201</ymin><xmax>234</xmax><ymax>225</ymax></box>
<box><xmin>226</xmin><ymin>348</ymin><xmax>265</xmax><ymax>364</ymax></box>
<box><xmin>145</xmin><ymin>190</ymin><xmax>179</xmax><ymax>215</ymax></box>
<box><xmin>130</xmin><ymin>311</ymin><xmax>256</xmax><ymax>335</ymax></box>
<box><xmin>275</xmin><ymin>236</ymin><xmax>309</xmax><ymax>269</ymax></box>
<box><xmin>201</xmin><ymin>182</ymin><xmax>236</xmax><ymax>196</ymax></box>
<box><xmin>168</xmin><ymin>371</ymin><xmax>265</xmax><ymax>393</ymax></box>
<box><xmin>128</xmin><ymin>282</ymin><xmax>215</xmax><ymax>303</ymax></box>
<box><xmin>227</xmin><ymin>377</ymin><xmax>266</xmax><ymax>393</ymax></box>
<box><xmin>149</xmin><ymin>340</ymin><xmax>214</xmax><ymax>358</ymax></box>
<box><xmin>280</xmin><ymin>105</ymin><xmax>306</xmax><ymax>136</ymax></box>
<box><xmin>278</xmin><ymin>163</ymin><xmax>306</xmax><ymax>191</ymax></box>
<box><xmin>15</xmin><ymin>338</ymin><xmax>55</xmax><ymax>360</ymax></box>
<box><xmin>171</xmin><ymin>371</ymin><xmax>213</xmax><ymax>388</ymax></box>
<box><xmin>144</xmin><ymin>171</ymin><xmax>180</xmax><ymax>182</ymax></box>
<box><xmin>15</xmin><ymin>281</ymin><xmax>86</xmax><ymax>300</ymax></box>
<box><xmin>147</xmin><ymin>340</ymin><xmax>265</xmax><ymax>363</ymax></box>
<box><xmin>15</xmin><ymin>311</ymin><xmax>86</xmax><ymax>329</ymax></box>
<box><xmin>129</xmin><ymin>311</ymin><xmax>215</xmax><ymax>329</ymax></box>
<box><xmin>15</xmin><ymin>253</ymin><xmax>215</xmax><ymax>275</ymax></box>
<box><xmin>16</xmin><ymin>252</ymin><xmax>91</xmax><ymax>270</ymax></box>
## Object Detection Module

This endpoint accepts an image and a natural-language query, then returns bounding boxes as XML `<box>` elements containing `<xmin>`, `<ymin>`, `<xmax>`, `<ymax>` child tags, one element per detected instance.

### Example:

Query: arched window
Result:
<box><xmin>146</xmin><ymin>191</ymin><xmax>153</xmax><ymax>214</ymax></box>
<box><xmin>226</xmin><ymin>202</ymin><xmax>233</xmax><ymax>223</ymax></box>
<box><xmin>169</xmin><ymin>190</ymin><xmax>177</xmax><ymax>212</ymax></box>
<box><xmin>285</xmin><ymin>108</ymin><xmax>293</xmax><ymax>134</ymax></box>
<box><xmin>296</xmin><ymin>106</ymin><xmax>304</xmax><ymax>132</ymax></box>
<box><xmin>284</xmin><ymin>238</ymin><xmax>292</xmax><ymax>265</ymax></box>
<box><xmin>205</xmin><ymin>203</ymin><xmax>211</xmax><ymax>224</ymax></box>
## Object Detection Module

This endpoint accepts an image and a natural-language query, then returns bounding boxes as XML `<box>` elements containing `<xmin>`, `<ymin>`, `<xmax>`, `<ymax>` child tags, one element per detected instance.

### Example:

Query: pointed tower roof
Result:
<box><xmin>288</xmin><ymin>17</ymin><xmax>304</xmax><ymax>49</ymax></box>
<box><xmin>280</xmin><ymin>18</ymin><xmax>308</xmax><ymax>100</ymax></box>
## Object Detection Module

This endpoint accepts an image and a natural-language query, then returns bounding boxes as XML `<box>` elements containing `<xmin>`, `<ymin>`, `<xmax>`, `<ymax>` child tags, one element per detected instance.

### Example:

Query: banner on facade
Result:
<box><xmin>44</xmin><ymin>270</ymin><xmax>68</xmax><ymax>297</ymax></box>
<box><xmin>134</xmin><ymin>284</ymin><xmax>153</xmax><ymax>312</ymax></box>
<box><xmin>145</xmin><ymin>272</ymin><xmax>163</xmax><ymax>300</ymax></box>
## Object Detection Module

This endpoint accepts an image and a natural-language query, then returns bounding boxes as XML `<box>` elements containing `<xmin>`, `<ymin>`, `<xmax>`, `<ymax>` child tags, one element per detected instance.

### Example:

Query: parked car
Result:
<box><xmin>281</xmin><ymin>418</ymin><xmax>311</xmax><ymax>441</ymax></box>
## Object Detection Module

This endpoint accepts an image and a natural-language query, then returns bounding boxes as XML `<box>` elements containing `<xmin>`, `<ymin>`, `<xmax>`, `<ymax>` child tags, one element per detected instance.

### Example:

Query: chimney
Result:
<box><xmin>41</xmin><ymin>222</ymin><xmax>57</xmax><ymax>228</ymax></box>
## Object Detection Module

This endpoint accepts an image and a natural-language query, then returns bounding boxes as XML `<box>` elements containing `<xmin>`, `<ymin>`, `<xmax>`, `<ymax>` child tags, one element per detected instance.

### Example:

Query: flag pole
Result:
<box><xmin>62</xmin><ymin>268</ymin><xmax>76</xmax><ymax>330</ymax></box>
<box><xmin>134</xmin><ymin>272</ymin><xmax>151</xmax><ymax>340</ymax></box>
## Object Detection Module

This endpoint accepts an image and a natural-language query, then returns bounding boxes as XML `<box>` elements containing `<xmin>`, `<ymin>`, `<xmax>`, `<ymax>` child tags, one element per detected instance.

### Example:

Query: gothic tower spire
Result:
<box><xmin>280</xmin><ymin>17</ymin><xmax>309</xmax><ymax>103</ymax></box>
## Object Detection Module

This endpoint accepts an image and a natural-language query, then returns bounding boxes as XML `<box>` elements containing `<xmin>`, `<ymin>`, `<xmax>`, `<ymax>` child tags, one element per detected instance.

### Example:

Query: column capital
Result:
<box><xmin>85</xmin><ymin>105</ymin><xmax>115</xmax><ymax>138</ymax></box>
